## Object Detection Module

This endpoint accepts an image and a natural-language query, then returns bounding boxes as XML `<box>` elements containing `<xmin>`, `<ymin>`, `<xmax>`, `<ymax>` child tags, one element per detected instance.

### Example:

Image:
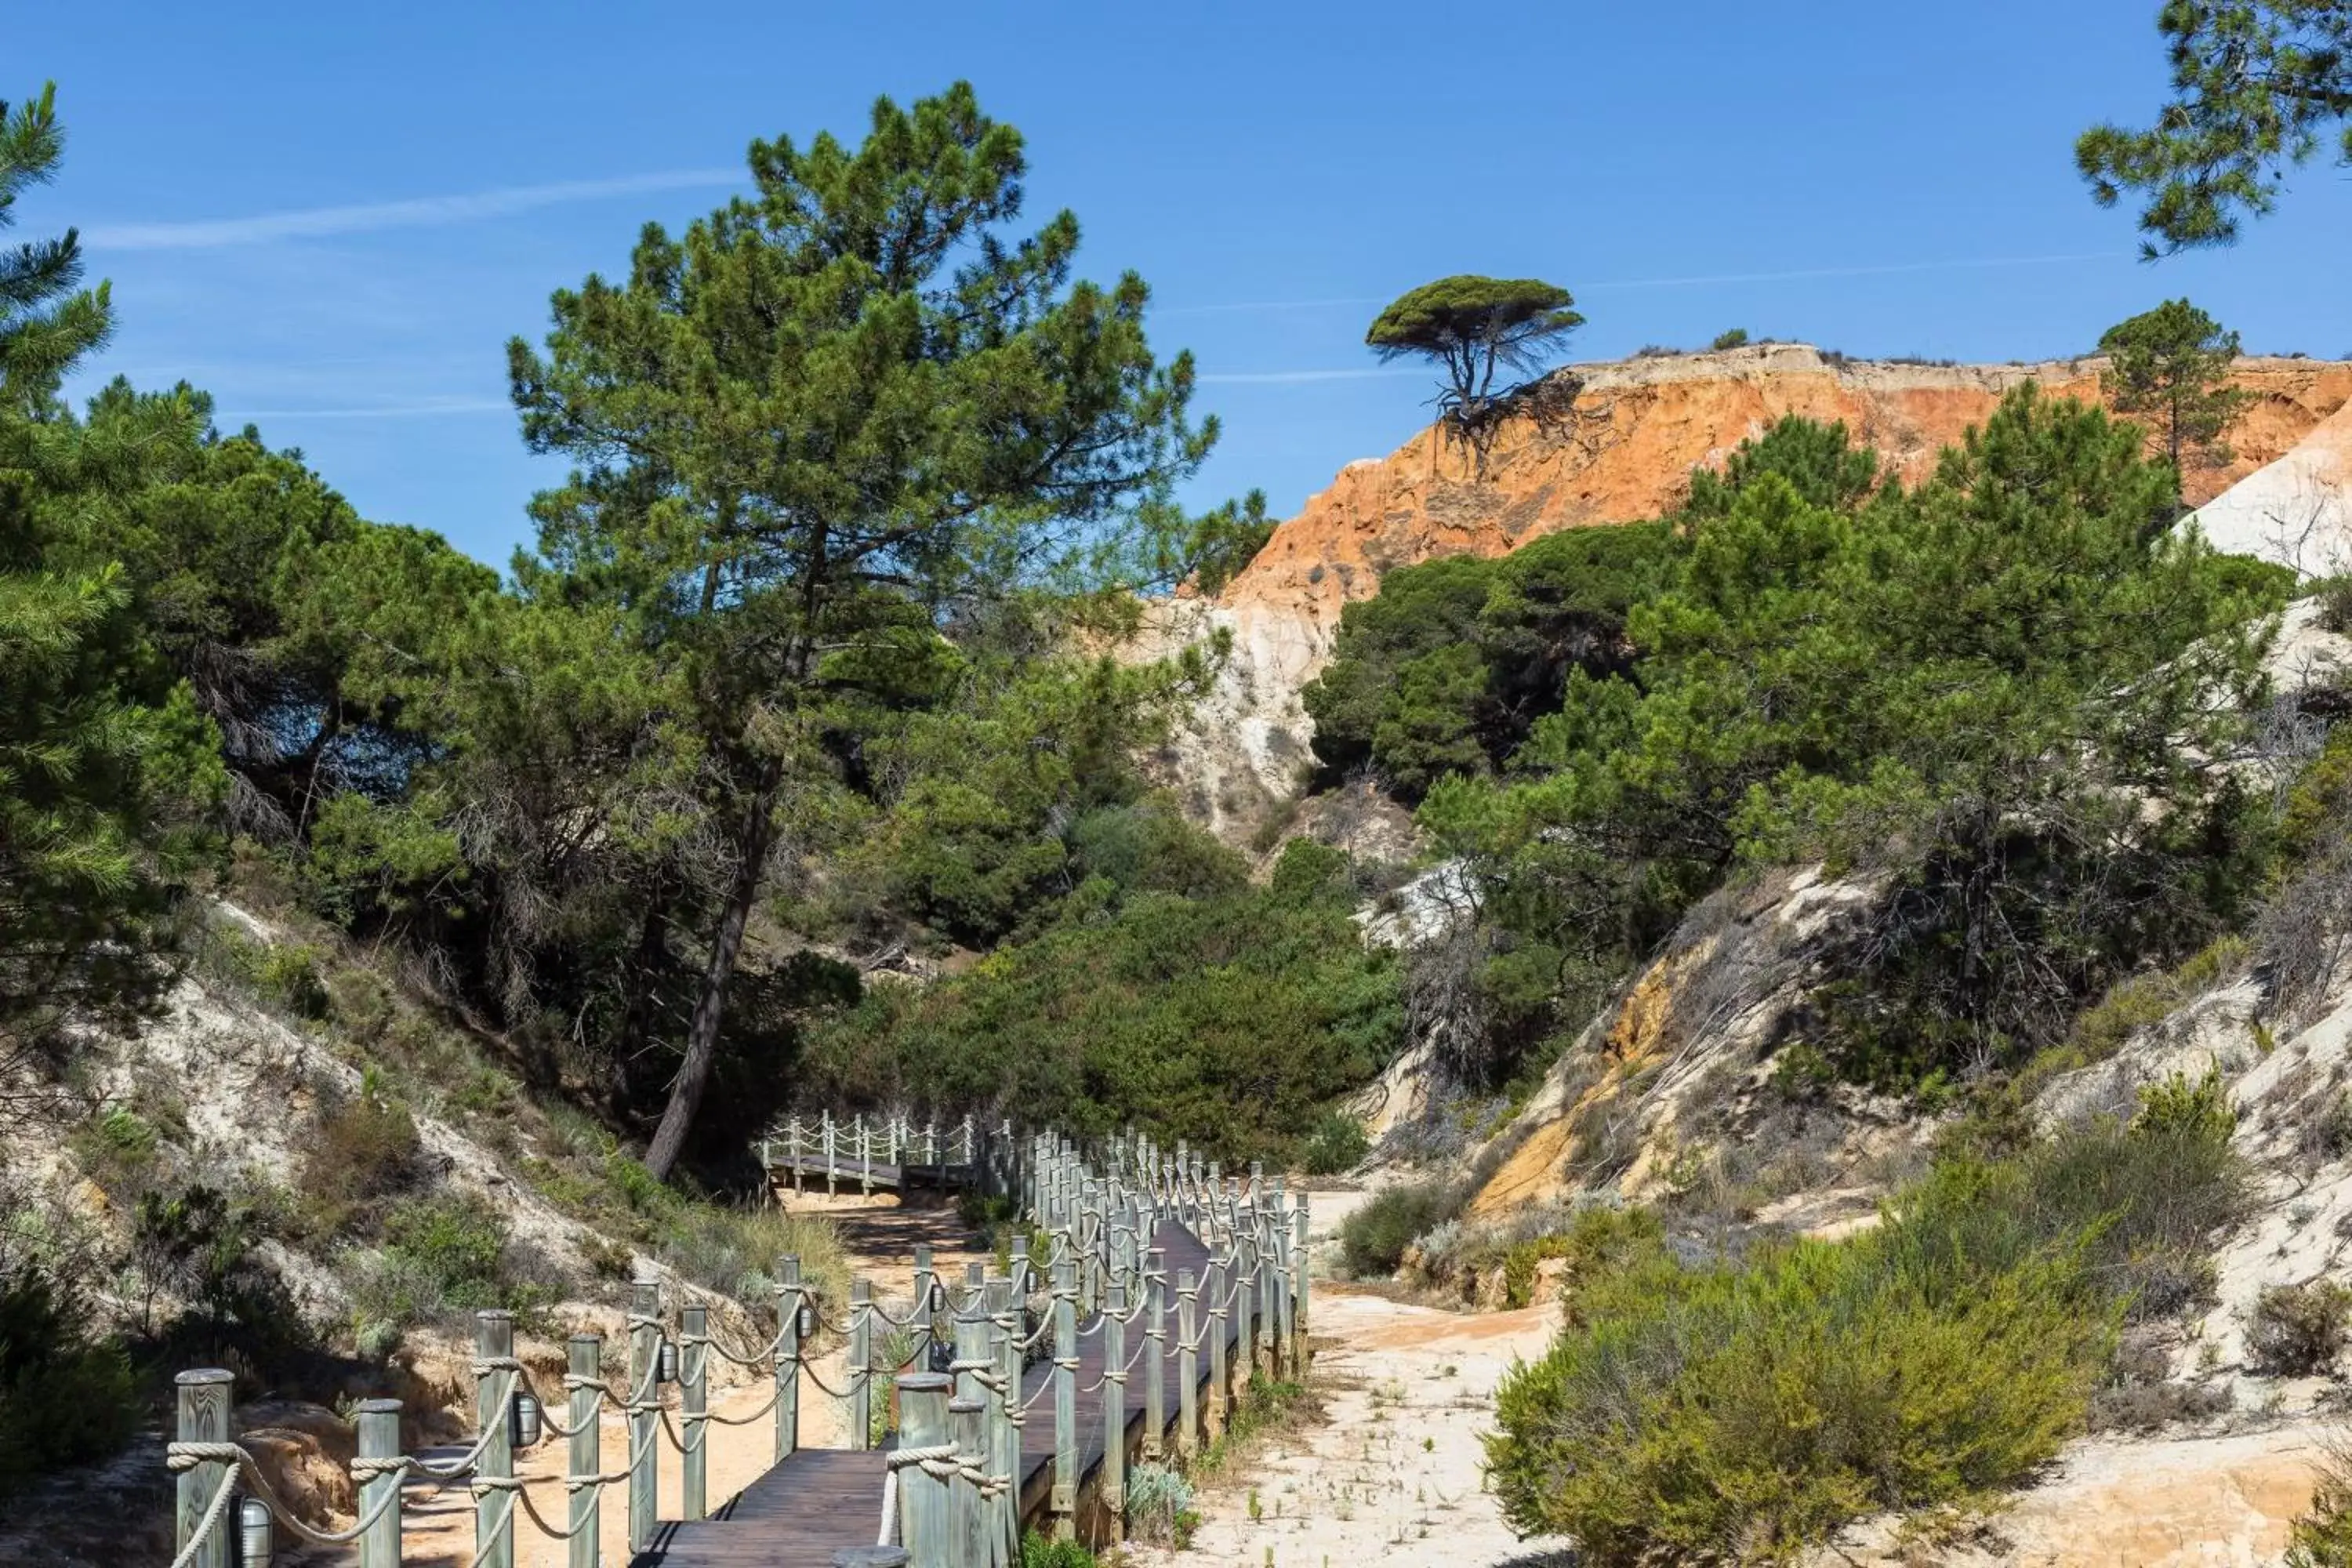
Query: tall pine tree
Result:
<box><xmin>507</xmin><ymin>84</ymin><xmax>1218</xmax><ymax>1176</ymax></box>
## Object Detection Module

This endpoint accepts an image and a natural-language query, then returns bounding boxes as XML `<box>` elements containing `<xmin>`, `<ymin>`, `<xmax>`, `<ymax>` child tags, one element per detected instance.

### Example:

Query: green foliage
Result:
<box><xmin>291</xmin><ymin>1080</ymin><xmax>422</xmax><ymax>1240</ymax></box>
<box><xmin>505</xmin><ymin>81</ymin><xmax>1226</xmax><ymax>1177</ymax></box>
<box><xmin>1018</xmin><ymin>1531</ymin><xmax>1100</xmax><ymax>1568</ymax></box>
<box><xmin>801</xmin><ymin>849</ymin><xmax>1402</xmax><ymax>1162</ymax></box>
<box><xmin>2248</xmin><ymin>1281</ymin><xmax>2352</xmax><ymax>1375</ymax></box>
<box><xmin>351</xmin><ymin>1193</ymin><xmax>539</xmax><ymax>1331</ymax></box>
<box><xmin>1365</xmin><ymin>274</ymin><xmax>1583</xmax><ymax>397</ymax></box>
<box><xmin>1487</xmin><ymin>1102</ymin><xmax>2246</xmax><ymax>1562</ymax></box>
<box><xmin>1302</xmin><ymin>521</ymin><xmax>1680</xmax><ymax>797</ymax></box>
<box><xmin>0</xmin><ymin>1264</ymin><xmax>136</xmax><ymax>1494</ymax></box>
<box><xmin>2288</xmin><ymin>1436</ymin><xmax>2352</xmax><ymax>1568</ymax></box>
<box><xmin>1500</xmin><ymin>1205</ymin><xmax>1665</xmax><ymax>1310</ymax></box>
<box><xmin>1125</xmin><ymin>1461</ymin><xmax>1201</xmax><ymax>1547</ymax></box>
<box><xmin>2099</xmin><ymin>299</ymin><xmax>2249</xmax><ymax>480</ymax></box>
<box><xmin>1709</xmin><ymin>327</ymin><xmax>1750</xmax><ymax>350</ymax></box>
<box><xmin>2080</xmin><ymin>3</ymin><xmax>2352</xmax><ymax>253</ymax></box>
<box><xmin>1338</xmin><ymin>1180</ymin><xmax>1464</xmax><ymax>1277</ymax></box>
<box><xmin>0</xmin><ymin>85</ymin><xmax>249</xmax><ymax>1082</ymax></box>
<box><xmin>1416</xmin><ymin>390</ymin><xmax>2289</xmax><ymax>1084</ymax></box>
<box><xmin>1300</xmin><ymin>1111</ymin><xmax>1370</xmax><ymax>1176</ymax></box>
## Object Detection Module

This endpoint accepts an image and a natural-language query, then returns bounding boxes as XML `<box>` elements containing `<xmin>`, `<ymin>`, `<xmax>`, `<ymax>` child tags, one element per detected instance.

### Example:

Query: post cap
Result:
<box><xmin>350</xmin><ymin>1397</ymin><xmax>403</xmax><ymax>1415</ymax></box>
<box><xmin>894</xmin><ymin>1370</ymin><xmax>953</xmax><ymax>1393</ymax></box>
<box><xmin>833</xmin><ymin>1548</ymin><xmax>912</xmax><ymax>1568</ymax></box>
<box><xmin>175</xmin><ymin>1367</ymin><xmax>235</xmax><ymax>1386</ymax></box>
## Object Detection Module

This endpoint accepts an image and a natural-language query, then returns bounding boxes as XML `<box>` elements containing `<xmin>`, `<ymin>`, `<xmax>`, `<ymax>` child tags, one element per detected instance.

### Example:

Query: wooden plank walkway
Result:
<box><xmin>633</xmin><ymin>1219</ymin><xmax>1243</xmax><ymax>1567</ymax></box>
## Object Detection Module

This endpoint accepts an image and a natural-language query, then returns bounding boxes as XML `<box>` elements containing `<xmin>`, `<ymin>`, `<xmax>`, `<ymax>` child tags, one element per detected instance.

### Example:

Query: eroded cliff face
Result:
<box><xmin>1147</xmin><ymin>344</ymin><xmax>2352</xmax><ymax>843</ymax></box>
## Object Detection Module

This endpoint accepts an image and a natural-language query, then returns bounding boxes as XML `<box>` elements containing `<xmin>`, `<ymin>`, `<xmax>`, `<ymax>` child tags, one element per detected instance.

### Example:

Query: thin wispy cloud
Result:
<box><xmin>85</xmin><ymin>169</ymin><xmax>739</xmax><ymax>251</ymax></box>
<box><xmin>1156</xmin><ymin>252</ymin><xmax>2133</xmax><ymax>316</ymax></box>
<box><xmin>1581</xmin><ymin>251</ymin><xmax>2132</xmax><ymax>290</ymax></box>
<box><xmin>1198</xmin><ymin>368</ymin><xmax>1423</xmax><ymax>385</ymax></box>
<box><xmin>226</xmin><ymin>398</ymin><xmax>513</xmax><ymax>420</ymax></box>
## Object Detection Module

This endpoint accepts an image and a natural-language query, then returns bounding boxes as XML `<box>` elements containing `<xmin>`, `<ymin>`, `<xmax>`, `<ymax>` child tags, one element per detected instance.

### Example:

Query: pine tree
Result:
<box><xmin>2098</xmin><ymin>299</ymin><xmax>2250</xmax><ymax>491</ymax></box>
<box><xmin>2081</xmin><ymin>2</ymin><xmax>2352</xmax><ymax>254</ymax></box>
<box><xmin>0</xmin><ymin>84</ymin><xmax>223</xmax><ymax>1078</ymax></box>
<box><xmin>507</xmin><ymin>83</ymin><xmax>1217</xmax><ymax>1177</ymax></box>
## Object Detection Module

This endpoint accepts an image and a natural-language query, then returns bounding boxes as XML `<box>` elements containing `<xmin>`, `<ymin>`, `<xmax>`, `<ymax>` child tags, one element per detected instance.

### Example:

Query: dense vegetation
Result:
<box><xmin>1487</xmin><ymin>1073</ymin><xmax>2249</xmax><ymax>1563</ymax></box>
<box><xmin>1308</xmin><ymin>393</ymin><xmax>2292</xmax><ymax>1088</ymax></box>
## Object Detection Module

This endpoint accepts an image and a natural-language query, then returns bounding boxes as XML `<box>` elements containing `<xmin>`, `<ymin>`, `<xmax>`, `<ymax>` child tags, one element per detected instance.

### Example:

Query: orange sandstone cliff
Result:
<box><xmin>1145</xmin><ymin>343</ymin><xmax>2352</xmax><ymax>842</ymax></box>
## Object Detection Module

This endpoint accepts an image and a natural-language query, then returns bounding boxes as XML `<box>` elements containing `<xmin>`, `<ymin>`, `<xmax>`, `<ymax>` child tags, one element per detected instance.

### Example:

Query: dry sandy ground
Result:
<box><xmin>1129</xmin><ymin>1284</ymin><xmax>1572</xmax><ymax>1568</ymax></box>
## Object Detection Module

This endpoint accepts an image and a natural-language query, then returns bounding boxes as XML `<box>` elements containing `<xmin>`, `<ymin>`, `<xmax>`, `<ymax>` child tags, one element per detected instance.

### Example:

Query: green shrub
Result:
<box><xmin>0</xmin><ymin>1265</ymin><xmax>137</xmax><ymax>1494</ymax></box>
<box><xmin>1501</xmin><ymin>1206</ymin><xmax>1666</xmax><ymax>1310</ymax></box>
<box><xmin>257</xmin><ymin>942</ymin><xmax>330</xmax><ymax>1019</ymax></box>
<box><xmin>1488</xmin><ymin>1221</ymin><xmax>2110</xmax><ymax>1562</ymax></box>
<box><xmin>2288</xmin><ymin>1435</ymin><xmax>2352</xmax><ymax>1567</ymax></box>
<box><xmin>292</xmin><ymin>1076</ymin><xmax>421</xmax><ymax>1238</ymax></box>
<box><xmin>2249</xmin><ymin>1282</ymin><xmax>2352</xmax><ymax>1376</ymax></box>
<box><xmin>349</xmin><ymin>1193</ymin><xmax>539</xmax><ymax>1335</ymax></box>
<box><xmin>1018</xmin><ymin>1532</ymin><xmax>1099</xmax><ymax>1568</ymax></box>
<box><xmin>2318</xmin><ymin>576</ymin><xmax>2352</xmax><ymax>637</ymax></box>
<box><xmin>1338</xmin><ymin>1181</ymin><xmax>1462</xmax><ymax>1277</ymax></box>
<box><xmin>801</xmin><ymin>870</ymin><xmax>1404</xmax><ymax>1163</ymax></box>
<box><xmin>1711</xmin><ymin>328</ymin><xmax>1751</xmax><ymax>350</ymax></box>
<box><xmin>1487</xmin><ymin>1102</ymin><xmax>2246</xmax><ymax>1562</ymax></box>
<box><xmin>1125</xmin><ymin>1461</ymin><xmax>1200</xmax><ymax>1544</ymax></box>
<box><xmin>71</xmin><ymin>1105</ymin><xmax>160</xmax><ymax>1189</ymax></box>
<box><xmin>1301</xmin><ymin>1112</ymin><xmax>1370</xmax><ymax>1176</ymax></box>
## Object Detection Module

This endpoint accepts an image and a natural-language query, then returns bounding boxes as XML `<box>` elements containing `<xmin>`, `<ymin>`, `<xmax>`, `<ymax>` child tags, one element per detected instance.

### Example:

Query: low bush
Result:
<box><xmin>1710</xmin><ymin>328</ymin><xmax>1751</xmax><ymax>350</ymax></box>
<box><xmin>1500</xmin><ymin>1206</ymin><xmax>1666</xmax><ymax>1311</ymax></box>
<box><xmin>0</xmin><ymin>1265</ymin><xmax>137</xmax><ymax>1494</ymax></box>
<box><xmin>1338</xmin><ymin>1180</ymin><xmax>1463</xmax><ymax>1277</ymax></box>
<box><xmin>2249</xmin><ymin>1282</ymin><xmax>2352</xmax><ymax>1376</ymax></box>
<box><xmin>291</xmin><ymin>1073</ymin><xmax>421</xmax><ymax>1239</ymax></box>
<box><xmin>1487</xmin><ymin>1091</ymin><xmax>2247</xmax><ymax>1562</ymax></box>
<box><xmin>2289</xmin><ymin>1433</ymin><xmax>2352</xmax><ymax>1567</ymax></box>
<box><xmin>1125</xmin><ymin>1461</ymin><xmax>1200</xmax><ymax>1546</ymax></box>
<box><xmin>347</xmin><ymin>1193</ymin><xmax>547</xmax><ymax>1338</ymax></box>
<box><xmin>1301</xmin><ymin>1112</ymin><xmax>1370</xmax><ymax>1176</ymax></box>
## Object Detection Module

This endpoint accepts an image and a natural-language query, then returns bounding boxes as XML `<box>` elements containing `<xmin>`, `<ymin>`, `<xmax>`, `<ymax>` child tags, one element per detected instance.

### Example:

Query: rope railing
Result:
<box><xmin>163</xmin><ymin>1120</ymin><xmax>1308</xmax><ymax>1568</ymax></box>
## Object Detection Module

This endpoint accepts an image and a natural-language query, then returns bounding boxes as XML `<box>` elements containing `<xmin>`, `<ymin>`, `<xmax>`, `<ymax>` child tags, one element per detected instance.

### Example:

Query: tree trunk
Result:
<box><xmin>643</xmin><ymin>769</ymin><xmax>779</xmax><ymax>1180</ymax></box>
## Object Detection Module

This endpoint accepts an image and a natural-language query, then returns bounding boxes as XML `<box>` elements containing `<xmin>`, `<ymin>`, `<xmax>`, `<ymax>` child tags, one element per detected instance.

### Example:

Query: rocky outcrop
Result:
<box><xmin>1150</xmin><ymin>346</ymin><xmax>2352</xmax><ymax>841</ymax></box>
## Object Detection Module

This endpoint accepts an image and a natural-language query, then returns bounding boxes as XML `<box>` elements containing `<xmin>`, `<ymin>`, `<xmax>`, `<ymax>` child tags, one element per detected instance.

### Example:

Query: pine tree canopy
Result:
<box><xmin>2081</xmin><ymin>1</ymin><xmax>2352</xmax><ymax>253</ymax></box>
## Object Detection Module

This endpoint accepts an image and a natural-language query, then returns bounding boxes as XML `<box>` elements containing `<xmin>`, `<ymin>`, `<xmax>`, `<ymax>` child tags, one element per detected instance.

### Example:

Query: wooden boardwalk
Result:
<box><xmin>633</xmin><ymin>1218</ymin><xmax>1241</xmax><ymax>1568</ymax></box>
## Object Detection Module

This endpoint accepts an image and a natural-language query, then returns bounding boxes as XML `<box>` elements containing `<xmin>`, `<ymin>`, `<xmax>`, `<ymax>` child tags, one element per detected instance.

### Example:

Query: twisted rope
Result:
<box><xmin>878</xmin><ymin>1443</ymin><xmax>962</xmax><ymax>1545</ymax></box>
<box><xmin>167</xmin><ymin>1442</ymin><xmax>405</xmax><ymax>1549</ymax></box>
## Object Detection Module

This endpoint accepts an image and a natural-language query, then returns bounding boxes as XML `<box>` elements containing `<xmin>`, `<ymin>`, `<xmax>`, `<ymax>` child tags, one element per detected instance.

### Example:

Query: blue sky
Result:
<box><xmin>18</xmin><ymin>0</ymin><xmax>2351</xmax><ymax>568</ymax></box>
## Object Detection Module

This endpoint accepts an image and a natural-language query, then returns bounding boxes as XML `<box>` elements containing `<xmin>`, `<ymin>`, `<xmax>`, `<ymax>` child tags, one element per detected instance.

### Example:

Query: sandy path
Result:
<box><xmin>1131</xmin><ymin>1285</ymin><xmax>1572</xmax><ymax>1568</ymax></box>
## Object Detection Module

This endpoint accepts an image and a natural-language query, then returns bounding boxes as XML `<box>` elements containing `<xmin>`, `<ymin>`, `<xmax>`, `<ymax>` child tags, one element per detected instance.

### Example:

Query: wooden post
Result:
<box><xmin>1233</xmin><ymin>1227</ymin><xmax>1255</xmax><ymax>1396</ymax></box>
<box><xmin>352</xmin><ymin>1396</ymin><xmax>402</xmax><ymax>1568</ymax></box>
<box><xmin>951</xmin><ymin>1394</ymin><xmax>987</xmax><ymax>1568</ymax></box>
<box><xmin>681</xmin><ymin>1300</ymin><xmax>709</xmax><ymax>1519</ymax></box>
<box><xmin>174</xmin><ymin>1369</ymin><xmax>234</xmax><ymax>1568</ymax></box>
<box><xmin>861</xmin><ymin>1116</ymin><xmax>874</xmax><ymax>1197</ymax></box>
<box><xmin>1103</xmin><ymin>1280</ymin><xmax>1127</xmax><ymax>1544</ymax></box>
<box><xmin>1051</xmin><ymin>1255</ymin><xmax>1078</xmax><ymax>1539</ymax></box>
<box><xmin>1176</xmin><ymin>1270</ymin><xmax>1200</xmax><ymax>1457</ymax></box>
<box><xmin>897</xmin><ymin>1371</ymin><xmax>953</xmax><ymax>1567</ymax></box>
<box><xmin>475</xmin><ymin>1310</ymin><xmax>516</xmax><ymax>1568</ymax></box>
<box><xmin>988</xmin><ymin>1279</ymin><xmax>1021</xmax><ymax>1568</ymax></box>
<box><xmin>1293</xmin><ymin>1196</ymin><xmax>1312</xmax><ymax>1371</ymax></box>
<box><xmin>851</xmin><ymin>1278</ymin><xmax>875</xmax><ymax>1450</ymax></box>
<box><xmin>1144</xmin><ymin>1249</ymin><xmax>1166</xmax><ymax>1460</ymax></box>
<box><xmin>777</xmin><ymin>1256</ymin><xmax>803</xmax><ymax>1463</ymax></box>
<box><xmin>564</xmin><ymin>1335</ymin><xmax>600</xmax><ymax>1568</ymax></box>
<box><xmin>789</xmin><ymin>1116</ymin><xmax>804</xmax><ymax>1195</ymax></box>
<box><xmin>1010</xmin><ymin>1232</ymin><xmax>1032</xmax><ymax>1301</ymax></box>
<box><xmin>824</xmin><ymin>1109</ymin><xmax>837</xmax><ymax>1196</ymax></box>
<box><xmin>629</xmin><ymin>1280</ymin><xmax>660</xmax><ymax>1553</ymax></box>
<box><xmin>913</xmin><ymin>1243</ymin><xmax>936</xmax><ymax>1370</ymax></box>
<box><xmin>1206</xmin><ymin>1248</ymin><xmax>1229</xmax><ymax>1438</ymax></box>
